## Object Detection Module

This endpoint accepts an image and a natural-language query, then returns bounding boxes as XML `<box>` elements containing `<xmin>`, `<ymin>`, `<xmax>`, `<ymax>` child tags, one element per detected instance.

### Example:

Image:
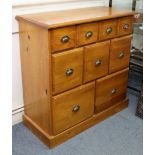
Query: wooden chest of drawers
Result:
<box><xmin>16</xmin><ymin>7</ymin><xmax>134</xmax><ymax>148</ymax></box>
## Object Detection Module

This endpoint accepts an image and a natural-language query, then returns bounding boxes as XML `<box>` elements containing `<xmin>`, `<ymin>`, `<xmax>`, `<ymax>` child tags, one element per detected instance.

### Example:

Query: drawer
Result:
<box><xmin>50</xmin><ymin>26</ymin><xmax>76</xmax><ymax>52</ymax></box>
<box><xmin>118</xmin><ymin>16</ymin><xmax>133</xmax><ymax>36</ymax></box>
<box><xmin>109</xmin><ymin>35</ymin><xmax>132</xmax><ymax>73</ymax></box>
<box><xmin>52</xmin><ymin>48</ymin><xmax>83</xmax><ymax>94</ymax></box>
<box><xmin>84</xmin><ymin>41</ymin><xmax>110</xmax><ymax>83</ymax></box>
<box><xmin>52</xmin><ymin>82</ymin><xmax>95</xmax><ymax>134</ymax></box>
<box><xmin>95</xmin><ymin>68</ymin><xmax>128</xmax><ymax>113</ymax></box>
<box><xmin>99</xmin><ymin>19</ymin><xmax>117</xmax><ymax>41</ymax></box>
<box><xmin>77</xmin><ymin>22</ymin><xmax>98</xmax><ymax>46</ymax></box>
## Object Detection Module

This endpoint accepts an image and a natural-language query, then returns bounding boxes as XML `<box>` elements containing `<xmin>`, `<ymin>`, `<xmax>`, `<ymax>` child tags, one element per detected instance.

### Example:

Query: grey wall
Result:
<box><xmin>107</xmin><ymin>0</ymin><xmax>143</xmax><ymax>12</ymax></box>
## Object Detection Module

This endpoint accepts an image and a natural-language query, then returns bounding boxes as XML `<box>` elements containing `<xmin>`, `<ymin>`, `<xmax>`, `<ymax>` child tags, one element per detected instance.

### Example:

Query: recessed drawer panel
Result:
<box><xmin>52</xmin><ymin>82</ymin><xmax>95</xmax><ymax>134</ymax></box>
<box><xmin>84</xmin><ymin>41</ymin><xmax>110</xmax><ymax>83</ymax></box>
<box><xmin>118</xmin><ymin>16</ymin><xmax>133</xmax><ymax>36</ymax></box>
<box><xmin>52</xmin><ymin>48</ymin><xmax>83</xmax><ymax>95</ymax></box>
<box><xmin>109</xmin><ymin>35</ymin><xmax>132</xmax><ymax>73</ymax></box>
<box><xmin>77</xmin><ymin>22</ymin><xmax>98</xmax><ymax>46</ymax></box>
<box><xmin>95</xmin><ymin>68</ymin><xmax>128</xmax><ymax>113</ymax></box>
<box><xmin>50</xmin><ymin>26</ymin><xmax>76</xmax><ymax>52</ymax></box>
<box><xmin>99</xmin><ymin>19</ymin><xmax>117</xmax><ymax>41</ymax></box>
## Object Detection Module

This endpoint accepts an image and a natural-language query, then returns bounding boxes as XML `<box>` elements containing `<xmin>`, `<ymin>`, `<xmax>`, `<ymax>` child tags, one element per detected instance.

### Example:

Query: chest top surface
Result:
<box><xmin>16</xmin><ymin>6</ymin><xmax>135</xmax><ymax>29</ymax></box>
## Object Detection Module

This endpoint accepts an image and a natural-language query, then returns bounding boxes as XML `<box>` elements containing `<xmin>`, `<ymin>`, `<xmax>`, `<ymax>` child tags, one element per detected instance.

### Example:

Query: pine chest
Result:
<box><xmin>16</xmin><ymin>6</ymin><xmax>135</xmax><ymax>148</ymax></box>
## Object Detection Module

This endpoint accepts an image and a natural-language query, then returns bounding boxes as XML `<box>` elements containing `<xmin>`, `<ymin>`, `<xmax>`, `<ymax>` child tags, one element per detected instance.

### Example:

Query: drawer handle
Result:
<box><xmin>106</xmin><ymin>27</ymin><xmax>113</xmax><ymax>34</ymax></box>
<box><xmin>123</xmin><ymin>24</ymin><xmax>129</xmax><ymax>29</ymax></box>
<box><xmin>95</xmin><ymin>59</ymin><xmax>102</xmax><ymax>67</ymax></box>
<box><xmin>118</xmin><ymin>52</ymin><xmax>125</xmax><ymax>59</ymax></box>
<box><xmin>61</xmin><ymin>36</ymin><xmax>70</xmax><ymax>43</ymax></box>
<box><xmin>72</xmin><ymin>105</ymin><xmax>80</xmax><ymax>112</ymax></box>
<box><xmin>111</xmin><ymin>88</ymin><xmax>117</xmax><ymax>94</ymax></box>
<box><xmin>66</xmin><ymin>68</ymin><xmax>73</xmax><ymax>76</ymax></box>
<box><xmin>85</xmin><ymin>31</ymin><xmax>93</xmax><ymax>38</ymax></box>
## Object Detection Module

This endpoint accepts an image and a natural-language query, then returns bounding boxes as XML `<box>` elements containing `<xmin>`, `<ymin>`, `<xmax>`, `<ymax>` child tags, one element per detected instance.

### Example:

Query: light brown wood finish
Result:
<box><xmin>50</xmin><ymin>26</ymin><xmax>76</xmax><ymax>52</ymax></box>
<box><xmin>23</xmin><ymin>115</ymin><xmax>51</xmax><ymax>148</ymax></box>
<box><xmin>17</xmin><ymin>7</ymin><xmax>134</xmax><ymax>148</ymax></box>
<box><xmin>52</xmin><ymin>48</ymin><xmax>83</xmax><ymax>95</ymax></box>
<box><xmin>16</xmin><ymin>7</ymin><xmax>135</xmax><ymax>29</ymax></box>
<box><xmin>23</xmin><ymin>97</ymin><xmax>128</xmax><ymax>148</ymax></box>
<box><xmin>95</xmin><ymin>68</ymin><xmax>129</xmax><ymax>113</ymax></box>
<box><xmin>99</xmin><ymin>19</ymin><xmax>118</xmax><ymax>41</ymax></box>
<box><xmin>19</xmin><ymin>21</ymin><xmax>52</xmax><ymax>134</ymax></box>
<box><xmin>77</xmin><ymin>22</ymin><xmax>98</xmax><ymax>46</ymax></box>
<box><xmin>52</xmin><ymin>82</ymin><xmax>95</xmax><ymax>135</ymax></box>
<box><xmin>83</xmin><ymin>41</ymin><xmax>110</xmax><ymax>83</ymax></box>
<box><xmin>109</xmin><ymin>35</ymin><xmax>132</xmax><ymax>73</ymax></box>
<box><xmin>118</xmin><ymin>16</ymin><xmax>133</xmax><ymax>36</ymax></box>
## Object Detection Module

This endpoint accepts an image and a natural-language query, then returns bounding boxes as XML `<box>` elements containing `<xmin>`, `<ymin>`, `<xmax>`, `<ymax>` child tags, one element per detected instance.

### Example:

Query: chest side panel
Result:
<box><xmin>19</xmin><ymin>21</ymin><xmax>52</xmax><ymax>135</ymax></box>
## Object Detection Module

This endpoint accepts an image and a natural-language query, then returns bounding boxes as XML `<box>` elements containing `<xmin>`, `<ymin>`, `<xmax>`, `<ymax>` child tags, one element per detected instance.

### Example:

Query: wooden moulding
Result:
<box><xmin>23</xmin><ymin>97</ymin><xmax>129</xmax><ymax>148</ymax></box>
<box><xmin>15</xmin><ymin>7</ymin><xmax>135</xmax><ymax>29</ymax></box>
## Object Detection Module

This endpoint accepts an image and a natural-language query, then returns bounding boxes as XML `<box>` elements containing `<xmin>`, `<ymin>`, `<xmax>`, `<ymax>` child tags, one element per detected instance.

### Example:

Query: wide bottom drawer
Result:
<box><xmin>52</xmin><ymin>82</ymin><xmax>95</xmax><ymax>135</ymax></box>
<box><xmin>95</xmin><ymin>68</ymin><xmax>129</xmax><ymax>113</ymax></box>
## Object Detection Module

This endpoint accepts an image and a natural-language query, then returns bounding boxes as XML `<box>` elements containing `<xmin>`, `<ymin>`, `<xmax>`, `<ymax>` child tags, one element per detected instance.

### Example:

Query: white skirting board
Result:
<box><xmin>12</xmin><ymin>105</ymin><xmax>24</xmax><ymax>125</ymax></box>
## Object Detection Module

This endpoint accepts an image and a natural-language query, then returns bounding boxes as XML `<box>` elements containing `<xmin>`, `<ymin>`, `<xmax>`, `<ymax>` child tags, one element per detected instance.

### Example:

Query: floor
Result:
<box><xmin>12</xmin><ymin>93</ymin><xmax>143</xmax><ymax>155</ymax></box>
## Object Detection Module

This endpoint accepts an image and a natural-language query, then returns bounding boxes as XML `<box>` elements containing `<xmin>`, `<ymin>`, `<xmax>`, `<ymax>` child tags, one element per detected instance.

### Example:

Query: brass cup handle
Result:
<box><xmin>123</xmin><ymin>24</ymin><xmax>129</xmax><ymax>29</ymax></box>
<box><xmin>72</xmin><ymin>105</ymin><xmax>80</xmax><ymax>112</ymax></box>
<box><xmin>118</xmin><ymin>52</ymin><xmax>125</xmax><ymax>59</ymax></box>
<box><xmin>61</xmin><ymin>36</ymin><xmax>70</xmax><ymax>43</ymax></box>
<box><xmin>85</xmin><ymin>31</ymin><xmax>93</xmax><ymax>38</ymax></box>
<box><xmin>111</xmin><ymin>88</ymin><xmax>117</xmax><ymax>94</ymax></box>
<box><xmin>106</xmin><ymin>27</ymin><xmax>113</xmax><ymax>33</ymax></box>
<box><xmin>95</xmin><ymin>59</ymin><xmax>102</xmax><ymax>67</ymax></box>
<box><xmin>66</xmin><ymin>68</ymin><xmax>73</xmax><ymax>76</ymax></box>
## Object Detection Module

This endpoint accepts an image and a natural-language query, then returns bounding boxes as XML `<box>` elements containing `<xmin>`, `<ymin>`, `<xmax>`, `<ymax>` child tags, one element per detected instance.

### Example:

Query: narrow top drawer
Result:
<box><xmin>77</xmin><ymin>22</ymin><xmax>98</xmax><ymax>46</ymax></box>
<box><xmin>99</xmin><ymin>19</ymin><xmax>118</xmax><ymax>41</ymax></box>
<box><xmin>118</xmin><ymin>16</ymin><xmax>133</xmax><ymax>36</ymax></box>
<box><xmin>50</xmin><ymin>26</ymin><xmax>76</xmax><ymax>52</ymax></box>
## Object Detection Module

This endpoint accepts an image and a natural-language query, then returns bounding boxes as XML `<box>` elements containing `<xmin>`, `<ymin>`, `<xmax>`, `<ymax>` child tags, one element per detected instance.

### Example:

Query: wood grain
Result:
<box><xmin>23</xmin><ymin>97</ymin><xmax>128</xmax><ymax>148</ymax></box>
<box><xmin>16</xmin><ymin>7</ymin><xmax>135</xmax><ymax>29</ymax></box>
<box><xmin>109</xmin><ymin>35</ymin><xmax>132</xmax><ymax>73</ymax></box>
<box><xmin>95</xmin><ymin>68</ymin><xmax>129</xmax><ymax>113</ymax></box>
<box><xmin>99</xmin><ymin>19</ymin><xmax>118</xmax><ymax>41</ymax></box>
<box><xmin>52</xmin><ymin>48</ymin><xmax>83</xmax><ymax>95</ymax></box>
<box><xmin>23</xmin><ymin>114</ymin><xmax>51</xmax><ymax>148</ymax></box>
<box><xmin>77</xmin><ymin>22</ymin><xmax>98</xmax><ymax>46</ymax></box>
<box><xmin>50</xmin><ymin>26</ymin><xmax>76</xmax><ymax>52</ymax></box>
<box><xmin>83</xmin><ymin>41</ymin><xmax>110</xmax><ymax>83</ymax></box>
<box><xmin>52</xmin><ymin>82</ymin><xmax>95</xmax><ymax>135</ymax></box>
<box><xmin>17</xmin><ymin>6</ymin><xmax>133</xmax><ymax>148</ymax></box>
<box><xmin>19</xmin><ymin>21</ymin><xmax>52</xmax><ymax>134</ymax></box>
<box><xmin>118</xmin><ymin>16</ymin><xmax>133</xmax><ymax>36</ymax></box>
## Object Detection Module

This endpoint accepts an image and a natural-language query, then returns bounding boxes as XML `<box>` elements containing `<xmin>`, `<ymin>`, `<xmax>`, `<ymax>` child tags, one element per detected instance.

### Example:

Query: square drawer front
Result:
<box><xmin>118</xmin><ymin>16</ymin><xmax>133</xmax><ymax>36</ymax></box>
<box><xmin>84</xmin><ymin>41</ymin><xmax>110</xmax><ymax>83</ymax></box>
<box><xmin>77</xmin><ymin>22</ymin><xmax>98</xmax><ymax>46</ymax></box>
<box><xmin>109</xmin><ymin>35</ymin><xmax>132</xmax><ymax>73</ymax></box>
<box><xmin>52</xmin><ymin>48</ymin><xmax>83</xmax><ymax>95</ymax></box>
<box><xmin>95</xmin><ymin>68</ymin><xmax>128</xmax><ymax>113</ymax></box>
<box><xmin>99</xmin><ymin>19</ymin><xmax>117</xmax><ymax>41</ymax></box>
<box><xmin>50</xmin><ymin>26</ymin><xmax>76</xmax><ymax>52</ymax></box>
<box><xmin>52</xmin><ymin>82</ymin><xmax>95</xmax><ymax>134</ymax></box>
